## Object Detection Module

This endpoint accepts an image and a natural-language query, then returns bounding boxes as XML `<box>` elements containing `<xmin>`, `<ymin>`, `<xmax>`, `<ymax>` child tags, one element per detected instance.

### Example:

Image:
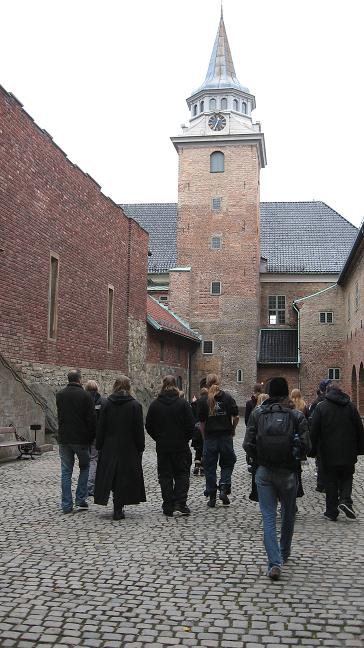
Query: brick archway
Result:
<box><xmin>351</xmin><ymin>365</ymin><xmax>358</xmax><ymax>407</ymax></box>
<box><xmin>359</xmin><ymin>363</ymin><xmax>364</xmax><ymax>416</ymax></box>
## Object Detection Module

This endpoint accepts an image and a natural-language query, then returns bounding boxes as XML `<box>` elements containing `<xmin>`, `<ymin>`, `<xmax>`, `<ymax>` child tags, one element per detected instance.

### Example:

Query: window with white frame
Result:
<box><xmin>236</xmin><ymin>369</ymin><xmax>243</xmax><ymax>383</ymax></box>
<box><xmin>211</xmin><ymin>236</ymin><xmax>221</xmax><ymax>250</ymax></box>
<box><xmin>210</xmin><ymin>151</ymin><xmax>224</xmax><ymax>173</ymax></box>
<box><xmin>233</xmin><ymin>98</ymin><xmax>239</xmax><ymax>111</ymax></box>
<box><xmin>193</xmin><ymin>104</ymin><xmax>197</xmax><ymax>116</ymax></box>
<box><xmin>328</xmin><ymin>368</ymin><xmax>340</xmax><ymax>380</ymax></box>
<box><xmin>209</xmin><ymin>98</ymin><xmax>216</xmax><ymax>110</ymax></box>
<box><xmin>319</xmin><ymin>312</ymin><xmax>333</xmax><ymax>324</ymax></box>
<box><xmin>242</xmin><ymin>101</ymin><xmax>247</xmax><ymax>113</ymax></box>
<box><xmin>221</xmin><ymin>97</ymin><xmax>227</xmax><ymax>110</ymax></box>
<box><xmin>203</xmin><ymin>340</ymin><xmax>213</xmax><ymax>354</ymax></box>
<box><xmin>212</xmin><ymin>197</ymin><xmax>222</xmax><ymax>210</ymax></box>
<box><xmin>200</xmin><ymin>100</ymin><xmax>204</xmax><ymax>112</ymax></box>
<box><xmin>268</xmin><ymin>295</ymin><xmax>286</xmax><ymax>324</ymax></box>
<box><xmin>159</xmin><ymin>295</ymin><xmax>168</xmax><ymax>303</ymax></box>
<box><xmin>211</xmin><ymin>281</ymin><xmax>221</xmax><ymax>295</ymax></box>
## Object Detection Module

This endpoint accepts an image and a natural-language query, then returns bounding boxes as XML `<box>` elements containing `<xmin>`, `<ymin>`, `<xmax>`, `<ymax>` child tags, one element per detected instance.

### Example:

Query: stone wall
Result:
<box><xmin>0</xmin><ymin>354</ymin><xmax>45</xmax><ymax>460</ymax></box>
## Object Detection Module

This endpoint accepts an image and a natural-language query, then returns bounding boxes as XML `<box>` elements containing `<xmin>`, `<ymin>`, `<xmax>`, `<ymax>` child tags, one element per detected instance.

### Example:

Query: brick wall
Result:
<box><xmin>260</xmin><ymin>280</ymin><xmax>337</xmax><ymax>328</ymax></box>
<box><xmin>146</xmin><ymin>328</ymin><xmax>192</xmax><ymax>396</ymax></box>
<box><xmin>257</xmin><ymin>366</ymin><xmax>299</xmax><ymax>395</ymax></box>
<box><xmin>0</xmin><ymin>86</ymin><xmax>148</xmax><ymax>375</ymax></box>
<box><xmin>340</xmin><ymin>236</ymin><xmax>364</xmax><ymax>413</ymax></box>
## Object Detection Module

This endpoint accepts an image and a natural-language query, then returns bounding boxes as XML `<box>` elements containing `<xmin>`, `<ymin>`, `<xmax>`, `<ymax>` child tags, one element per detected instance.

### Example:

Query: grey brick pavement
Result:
<box><xmin>0</xmin><ymin>425</ymin><xmax>363</xmax><ymax>647</ymax></box>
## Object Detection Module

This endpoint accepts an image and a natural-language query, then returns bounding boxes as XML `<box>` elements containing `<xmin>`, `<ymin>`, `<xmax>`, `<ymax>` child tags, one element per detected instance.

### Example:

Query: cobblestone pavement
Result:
<box><xmin>0</xmin><ymin>424</ymin><xmax>363</xmax><ymax>648</ymax></box>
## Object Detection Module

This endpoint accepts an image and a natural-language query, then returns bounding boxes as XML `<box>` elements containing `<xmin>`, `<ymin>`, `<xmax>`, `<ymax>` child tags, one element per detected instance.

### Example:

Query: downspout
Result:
<box><xmin>292</xmin><ymin>301</ymin><xmax>301</xmax><ymax>390</ymax></box>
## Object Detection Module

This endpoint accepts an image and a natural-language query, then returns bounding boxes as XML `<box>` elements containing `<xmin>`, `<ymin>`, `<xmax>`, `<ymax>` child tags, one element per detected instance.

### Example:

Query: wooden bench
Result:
<box><xmin>0</xmin><ymin>426</ymin><xmax>37</xmax><ymax>459</ymax></box>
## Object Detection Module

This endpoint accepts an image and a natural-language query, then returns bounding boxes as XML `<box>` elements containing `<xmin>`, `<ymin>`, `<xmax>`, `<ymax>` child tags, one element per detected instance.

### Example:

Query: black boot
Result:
<box><xmin>193</xmin><ymin>460</ymin><xmax>201</xmax><ymax>476</ymax></box>
<box><xmin>113</xmin><ymin>508</ymin><xmax>125</xmax><ymax>521</ymax></box>
<box><xmin>219</xmin><ymin>487</ymin><xmax>230</xmax><ymax>506</ymax></box>
<box><xmin>207</xmin><ymin>493</ymin><xmax>216</xmax><ymax>508</ymax></box>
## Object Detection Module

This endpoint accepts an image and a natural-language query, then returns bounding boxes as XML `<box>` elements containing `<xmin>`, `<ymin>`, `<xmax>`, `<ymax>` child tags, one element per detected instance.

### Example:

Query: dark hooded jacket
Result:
<box><xmin>94</xmin><ymin>392</ymin><xmax>146</xmax><ymax>506</ymax></box>
<box><xmin>56</xmin><ymin>382</ymin><xmax>96</xmax><ymax>445</ymax></box>
<box><xmin>146</xmin><ymin>390</ymin><xmax>195</xmax><ymax>453</ymax></box>
<box><xmin>310</xmin><ymin>388</ymin><xmax>364</xmax><ymax>466</ymax></box>
<box><xmin>243</xmin><ymin>396</ymin><xmax>311</xmax><ymax>471</ymax></box>
<box><xmin>245</xmin><ymin>395</ymin><xmax>258</xmax><ymax>425</ymax></box>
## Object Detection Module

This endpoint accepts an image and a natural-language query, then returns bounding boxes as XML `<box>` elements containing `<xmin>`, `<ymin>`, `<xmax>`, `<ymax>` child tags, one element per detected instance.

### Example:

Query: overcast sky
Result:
<box><xmin>1</xmin><ymin>0</ymin><xmax>363</xmax><ymax>227</ymax></box>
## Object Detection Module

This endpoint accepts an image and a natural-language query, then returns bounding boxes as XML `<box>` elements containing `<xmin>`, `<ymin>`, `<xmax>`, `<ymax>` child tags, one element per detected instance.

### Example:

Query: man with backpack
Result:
<box><xmin>243</xmin><ymin>377</ymin><xmax>310</xmax><ymax>581</ymax></box>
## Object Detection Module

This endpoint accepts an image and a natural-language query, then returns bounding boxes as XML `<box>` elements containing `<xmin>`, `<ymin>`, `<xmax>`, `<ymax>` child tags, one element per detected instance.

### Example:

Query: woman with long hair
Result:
<box><xmin>94</xmin><ymin>376</ymin><xmax>146</xmax><ymax>520</ymax></box>
<box><xmin>198</xmin><ymin>373</ymin><xmax>239</xmax><ymax>508</ymax></box>
<box><xmin>290</xmin><ymin>388</ymin><xmax>309</xmax><ymax>419</ymax></box>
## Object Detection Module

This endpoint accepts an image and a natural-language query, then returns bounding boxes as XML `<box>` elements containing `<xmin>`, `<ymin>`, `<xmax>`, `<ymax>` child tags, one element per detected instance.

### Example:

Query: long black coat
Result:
<box><xmin>94</xmin><ymin>392</ymin><xmax>146</xmax><ymax>506</ymax></box>
<box><xmin>310</xmin><ymin>388</ymin><xmax>364</xmax><ymax>466</ymax></box>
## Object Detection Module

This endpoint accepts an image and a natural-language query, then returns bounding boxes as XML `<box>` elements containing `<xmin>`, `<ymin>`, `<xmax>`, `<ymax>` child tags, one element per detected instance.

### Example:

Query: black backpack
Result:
<box><xmin>256</xmin><ymin>403</ymin><xmax>297</xmax><ymax>466</ymax></box>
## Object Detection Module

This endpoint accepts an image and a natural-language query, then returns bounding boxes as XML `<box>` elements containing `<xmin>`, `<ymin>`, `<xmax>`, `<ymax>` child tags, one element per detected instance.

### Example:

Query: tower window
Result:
<box><xmin>212</xmin><ymin>197</ymin><xmax>222</xmax><ymax>210</ymax></box>
<box><xmin>200</xmin><ymin>100</ymin><xmax>204</xmax><ymax>112</ymax></box>
<box><xmin>211</xmin><ymin>281</ymin><xmax>221</xmax><ymax>295</ymax></box>
<box><xmin>221</xmin><ymin>97</ymin><xmax>227</xmax><ymax>110</ymax></box>
<box><xmin>268</xmin><ymin>295</ymin><xmax>286</xmax><ymax>325</ymax></box>
<box><xmin>233</xmin><ymin>98</ymin><xmax>239</xmax><ymax>111</ymax></box>
<box><xmin>210</xmin><ymin>151</ymin><xmax>224</xmax><ymax>173</ymax></box>
<box><xmin>48</xmin><ymin>254</ymin><xmax>59</xmax><ymax>340</ymax></box>
<box><xmin>209</xmin><ymin>98</ymin><xmax>216</xmax><ymax>110</ymax></box>
<box><xmin>193</xmin><ymin>104</ymin><xmax>197</xmax><ymax>116</ymax></box>
<box><xmin>107</xmin><ymin>285</ymin><xmax>114</xmax><ymax>351</ymax></box>
<box><xmin>236</xmin><ymin>369</ymin><xmax>243</xmax><ymax>383</ymax></box>
<box><xmin>319</xmin><ymin>312</ymin><xmax>333</xmax><ymax>324</ymax></box>
<box><xmin>211</xmin><ymin>236</ymin><xmax>222</xmax><ymax>250</ymax></box>
<box><xmin>203</xmin><ymin>340</ymin><xmax>213</xmax><ymax>354</ymax></box>
<box><xmin>242</xmin><ymin>101</ymin><xmax>247</xmax><ymax>113</ymax></box>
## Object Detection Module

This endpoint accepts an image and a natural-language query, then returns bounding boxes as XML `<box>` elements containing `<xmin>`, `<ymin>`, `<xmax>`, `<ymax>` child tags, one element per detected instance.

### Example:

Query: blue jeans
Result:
<box><xmin>255</xmin><ymin>465</ymin><xmax>297</xmax><ymax>570</ymax></box>
<box><xmin>203</xmin><ymin>435</ymin><xmax>236</xmax><ymax>495</ymax></box>
<box><xmin>59</xmin><ymin>444</ymin><xmax>90</xmax><ymax>512</ymax></box>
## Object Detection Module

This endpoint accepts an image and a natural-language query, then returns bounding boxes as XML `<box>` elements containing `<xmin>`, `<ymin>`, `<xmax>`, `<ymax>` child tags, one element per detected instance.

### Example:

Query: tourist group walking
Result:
<box><xmin>56</xmin><ymin>368</ymin><xmax>364</xmax><ymax>581</ymax></box>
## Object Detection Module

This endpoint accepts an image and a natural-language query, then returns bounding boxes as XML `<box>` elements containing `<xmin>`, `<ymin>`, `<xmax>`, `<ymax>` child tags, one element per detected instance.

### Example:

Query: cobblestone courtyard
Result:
<box><xmin>0</xmin><ymin>426</ymin><xmax>363</xmax><ymax>648</ymax></box>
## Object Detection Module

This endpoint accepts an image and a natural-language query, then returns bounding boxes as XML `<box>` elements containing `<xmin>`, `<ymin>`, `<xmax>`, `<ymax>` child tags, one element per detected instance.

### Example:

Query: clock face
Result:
<box><xmin>208</xmin><ymin>113</ymin><xmax>227</xmax><ymax>131</ymax></box>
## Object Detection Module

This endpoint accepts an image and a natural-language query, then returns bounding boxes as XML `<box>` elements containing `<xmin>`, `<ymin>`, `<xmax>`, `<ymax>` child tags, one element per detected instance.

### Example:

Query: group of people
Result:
<box><xmin>56</xmin><ymin>369</ymin><xmax>364</xmax><ymax>581</ymax></box>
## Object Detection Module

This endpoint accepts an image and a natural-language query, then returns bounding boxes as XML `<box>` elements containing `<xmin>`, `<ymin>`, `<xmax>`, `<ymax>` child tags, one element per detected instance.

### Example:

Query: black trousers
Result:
<box><xmin>157</xmin><ymin>449</ymin><xmax>192</xmax><ymax>512</ymax></box>
<box><xmin>324</xmin><ymin>464</ymin><xmax>355</xmax><ymax>519</ymax></box>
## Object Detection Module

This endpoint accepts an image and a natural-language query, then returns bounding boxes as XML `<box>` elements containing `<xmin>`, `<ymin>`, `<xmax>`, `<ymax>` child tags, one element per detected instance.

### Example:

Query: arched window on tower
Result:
<box><xmin>209</xmin><ymin>98</ymin><xmax>216</xmax><ymax>110</ymax></box>
<box><xmin>233</xmin><ymin>98</ymin><xmax>239</xmax><ymax>111</ymax></box>
<box><xmin>210</xmin><ymin>151</ymin><xmax>225</xmax><ymax>173</ymax></box>
<box><xmin>200</xmin><ymin>100</ymin><xmax>204</xmax><ymax>112</ymax></box>
<box><xmin>221</xmin><ymin>97</ymin><xmax>227</xmax><ymax>110</ymax></box>
<box><xmin>193</xmin><ymin>104</ymin><xmax>197</xmax><ymax>116</ymax></box>
<box><xmin>242</xmin><ymin>101</ymin><xmax>247</xmax><ymax>114</ymax></box>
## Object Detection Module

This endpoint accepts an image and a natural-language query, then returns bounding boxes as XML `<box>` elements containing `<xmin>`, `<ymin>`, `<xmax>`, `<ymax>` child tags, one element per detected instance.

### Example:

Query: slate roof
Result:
<box><xmin>258</xmin><ymin>329</ymin><xmax>298</xmax><ymax>365</ymax></box>
<box><xmin>147</xmin><ymin>296</ymin><xmax>201</xmax><ymax>342</ymax></box>
<box><xmin>122</xmin><ymin>203</ymin><xmax>177</xmax><ymax>273</ymax></box>
<box><xmin>122</xmin><ymin>201</ymin><xmax>358</xmax><ymax>275</ymax></box>
<box><xmin>260</xmin><ymin>202</ymin><xmax>358</xmax><ymax>273</ymax></box>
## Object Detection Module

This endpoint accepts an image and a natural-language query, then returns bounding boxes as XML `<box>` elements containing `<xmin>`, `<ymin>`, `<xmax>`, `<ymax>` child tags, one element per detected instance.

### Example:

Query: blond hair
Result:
<box><xmin>84</xmin><ymin>380</ymin><xmax>99</xmax><ymax>392</ymax></box>
<box><xmin>290</xmin><ymin>388</ymin><xmax>307</xmax><ymax>413</ymax></box>
<box><xmin>206</xmin><ymin>373</ymin><xmax>220</xmax><ymax>415</ymax></box>
<box><xmin>257</xmin><ymin>393</ymin><xmax>269</xmax><ymax>406</ymax></box>
<box><xmin>113</xmin><ymin>376</ymin><xmax>131</xmax><ymax>393</ymax></box>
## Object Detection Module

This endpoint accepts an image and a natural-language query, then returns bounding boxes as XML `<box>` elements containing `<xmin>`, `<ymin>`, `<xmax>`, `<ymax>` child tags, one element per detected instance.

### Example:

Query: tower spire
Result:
<box><xmin>197</xmin><ymin>10</ymin><xmax>249</xmax><ymax>93</ymax></box>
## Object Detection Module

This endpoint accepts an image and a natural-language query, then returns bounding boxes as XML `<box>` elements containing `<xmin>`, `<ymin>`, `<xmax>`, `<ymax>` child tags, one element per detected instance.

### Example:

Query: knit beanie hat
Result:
<box><xmin>319</xmin><ymin>379</ymin><xmax>332</xmax><ymax>393</ymax></box>
<box><xmin>268</xmin><ymin>377</ymin><xmax>289</xmax><ymax>398</ymax></box>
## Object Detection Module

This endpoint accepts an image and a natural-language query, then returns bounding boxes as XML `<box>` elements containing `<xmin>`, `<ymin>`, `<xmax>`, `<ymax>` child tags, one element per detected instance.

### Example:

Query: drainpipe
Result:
<box><xmin>292</xmin><ymin>301</ymin><xmax>301</xmax><ymax>390</ymax></box>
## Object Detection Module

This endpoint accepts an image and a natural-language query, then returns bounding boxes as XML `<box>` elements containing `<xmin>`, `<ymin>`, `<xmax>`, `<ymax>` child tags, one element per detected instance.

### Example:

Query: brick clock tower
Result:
<box><xmin>170</xmin><ymin>9</ymin><xmax>266</xmax><ymax>401</ymax></box>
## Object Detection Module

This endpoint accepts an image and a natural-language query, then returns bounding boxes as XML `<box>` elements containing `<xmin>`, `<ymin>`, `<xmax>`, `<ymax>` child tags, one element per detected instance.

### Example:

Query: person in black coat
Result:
<box><xmin>146</xmin><ymin>375</ymin><xmax>195</xmax><ymax>517</ymax></box>
<box><xmin>94</xmin><ymin>376</ymin><xmax>146</xmax><ymax>521</ymax></box>
<box><xmin>56</xmin><ymin>369</ymin><xmax>96</xmax><ymax>513</ymax></box>
<box><xmin>309</xmin><ymin>378</ymin><xmax>332</xmax><ymax>492</ymax></box>
<box><xmin>85</xmin><ymin>380</ymin><xmax>107</xmax><ymax>497</ymax></box>
<box><xmin>244</xmin><ymin>383</ymin><xmax>263</xmax><ymax>426</ymax></box>
<box><xmin>310</xmin><ymin>384</ymin><xmax>364</xmax><ymax>521</ymax></box>
<box><xmin>191</xmin><ymin>382</ymin><xmax>208</xmax><ymax>476</ymax></box>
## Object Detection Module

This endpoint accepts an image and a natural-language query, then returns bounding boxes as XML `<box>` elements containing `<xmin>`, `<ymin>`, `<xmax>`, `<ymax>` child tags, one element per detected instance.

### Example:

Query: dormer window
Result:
<box><xmin>221</xmin><ymin>97</ymin><xmax>227</xmax><ymax>110</ymax></box>
<box><xmin>242</xmin><ymin>101</ymin><xmax>247</xmax><ymax>114</ymax></box>
<box><xmin>209</xmin><ymin>98</ymin><xmax>216</xmax><ymax>111</ymax></box>
<box><xmin>200</xmin><ymin>100</ymin><xmax>204</xmax><ymax>112</ymax></box>
<box><xmin>233</xmin><ymin>98</ymin><xmax>238</xmax><ymax>111</ymax></box>
<box><xmin>193</xmin><ymin>104</ymin><xmax>198</xmax><ymax>116</ymax></box>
